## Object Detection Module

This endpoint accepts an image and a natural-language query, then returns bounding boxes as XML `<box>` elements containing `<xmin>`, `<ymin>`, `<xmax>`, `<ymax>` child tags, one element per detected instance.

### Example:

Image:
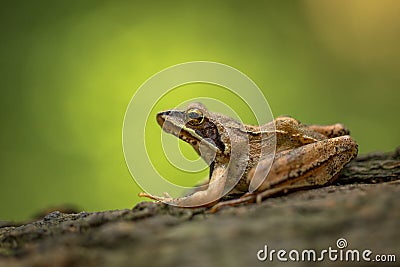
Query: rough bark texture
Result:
<box><xmin>1</xmin><ymin>148</ymin><xmax>399</xmax><ymax>267</ymax></box>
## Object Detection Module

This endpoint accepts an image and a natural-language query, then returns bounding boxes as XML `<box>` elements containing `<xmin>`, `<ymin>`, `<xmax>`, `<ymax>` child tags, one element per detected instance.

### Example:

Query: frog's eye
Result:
<box><xmin>186</xmin><ymin>108</ymin><xmax>204</xmax><ymax>126</ymax></box>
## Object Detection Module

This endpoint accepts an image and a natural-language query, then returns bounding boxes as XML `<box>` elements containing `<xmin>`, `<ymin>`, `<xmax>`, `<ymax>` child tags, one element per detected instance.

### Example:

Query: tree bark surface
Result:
<box><xmin>1</xmin><ymin>148</ymin><xmax>399</xmax><ymax>267</ymax></box>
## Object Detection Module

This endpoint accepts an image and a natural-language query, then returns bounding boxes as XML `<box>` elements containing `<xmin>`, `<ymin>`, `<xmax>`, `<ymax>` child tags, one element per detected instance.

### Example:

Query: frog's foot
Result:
<box><xmin>139</xmin><ymin>185</ymin><xmax>223</xmax><ymax>207</ymax></box>
<box><xmin>254</xmin><ymin>185</ymin><xmax>309</xmax><ymax>204</ymax></box>
<box><xmin>209</xmin><ymin>193</ymin><xmax>256</xmax><ymax>213</ymax></box>
<box><xmin>163</xmin><ymin>192</ymin><xmax>172</xmax><ymax>198</ymax></box>
<box><xmin>209</xmin><ymin>185</ymin><xmax>314</xmax><ymax>213</ymax></box>
<box><xmin>138</xmin><ymin>192</ymin><xmax>172</xmax><ymax>203</ymax></box>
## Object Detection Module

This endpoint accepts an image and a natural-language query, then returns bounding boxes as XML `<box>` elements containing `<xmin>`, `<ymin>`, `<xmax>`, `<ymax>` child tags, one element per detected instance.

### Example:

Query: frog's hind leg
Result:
<box><xmin>210</xmin><ymin>136</ymin><xmax>358</xmax><ymax>213</ymax></box>
<box><xmin>252</xmin><ymin>135</ymin><xmax>358</xmax><ymax>202</ymax></box>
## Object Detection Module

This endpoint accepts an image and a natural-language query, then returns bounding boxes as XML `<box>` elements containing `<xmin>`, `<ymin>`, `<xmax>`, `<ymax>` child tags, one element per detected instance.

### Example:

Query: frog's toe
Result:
<box><xmin>138</xmin><ymin>192</ymin><xmax>166</xmax><ymax>202</ymax></box>
<box><xmin>209</xmin><ymin>193</ymin><xmax>256</xmax><ymax>213</ymax></box>
<box><xmin>163</xmin><ymin>192</ymin><xmax>172</xmax><ymax>198</ymax></box>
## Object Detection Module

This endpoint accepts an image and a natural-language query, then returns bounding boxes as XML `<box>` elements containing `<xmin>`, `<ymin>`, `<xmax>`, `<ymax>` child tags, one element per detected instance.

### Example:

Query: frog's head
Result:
<box><xmin>156</xmin><ymin>102</ymin><xmax>244</xmax><ymax>158</ymax></box>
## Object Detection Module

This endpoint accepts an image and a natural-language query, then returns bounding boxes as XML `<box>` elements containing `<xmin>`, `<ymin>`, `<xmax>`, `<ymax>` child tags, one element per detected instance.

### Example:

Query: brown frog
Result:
<box><xmin>139</xmin><ymin>102</ymin><xmax>358</xmax><ymax>212</ymax></box>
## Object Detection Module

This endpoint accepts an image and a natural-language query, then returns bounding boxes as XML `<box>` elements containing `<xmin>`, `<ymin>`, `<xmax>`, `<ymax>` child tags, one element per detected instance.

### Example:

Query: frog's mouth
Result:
<box><xmin>156</xmin><ymin>110</ymin><xmax>220</xmax><ymax>154</ymax></box>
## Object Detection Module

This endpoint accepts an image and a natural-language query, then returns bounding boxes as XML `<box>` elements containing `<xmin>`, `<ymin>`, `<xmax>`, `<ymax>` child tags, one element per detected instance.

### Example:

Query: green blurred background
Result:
<box><xmin>1</xmin><ymin>1</ymin><xmax>399</xmax><ymax>221</ymax></box>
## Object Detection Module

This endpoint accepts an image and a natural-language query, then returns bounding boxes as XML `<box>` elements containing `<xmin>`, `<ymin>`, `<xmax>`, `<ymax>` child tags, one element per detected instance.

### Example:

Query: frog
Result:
<box><xmin>139</xmin><ymin>102</ymin><xmax>358</xmax><ymax>212</ymax></box>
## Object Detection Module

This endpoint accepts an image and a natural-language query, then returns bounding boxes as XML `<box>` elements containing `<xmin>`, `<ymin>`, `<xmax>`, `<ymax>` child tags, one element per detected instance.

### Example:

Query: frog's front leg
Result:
<box><xmin>139</xmin><ymin>164</ymin><xmax>228</xmax><ymax>208</ymax></box>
